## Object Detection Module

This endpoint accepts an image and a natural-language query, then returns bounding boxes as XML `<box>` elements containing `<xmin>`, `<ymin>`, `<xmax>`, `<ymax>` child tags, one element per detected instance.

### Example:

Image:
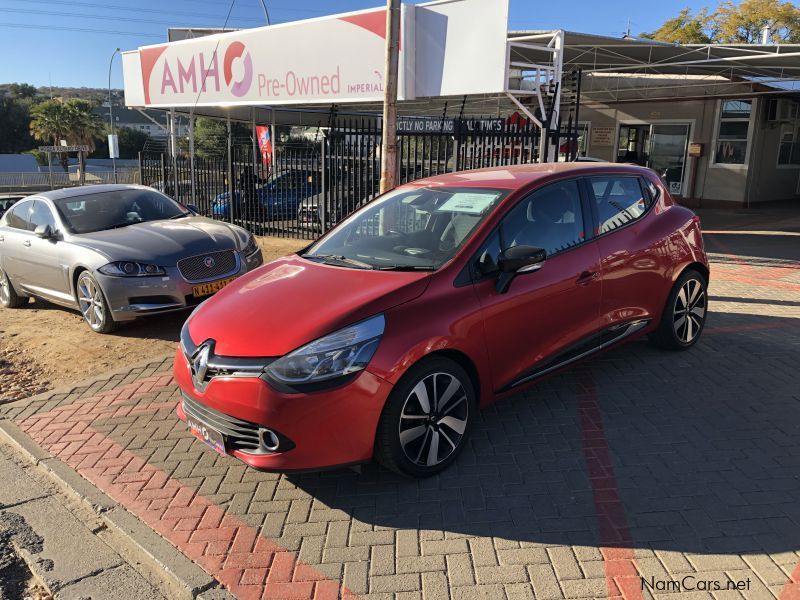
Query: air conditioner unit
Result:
<box><xmin>767</xmin><ymin>98</ymin><xmax>800</xmax><ymax>122</ymax></box>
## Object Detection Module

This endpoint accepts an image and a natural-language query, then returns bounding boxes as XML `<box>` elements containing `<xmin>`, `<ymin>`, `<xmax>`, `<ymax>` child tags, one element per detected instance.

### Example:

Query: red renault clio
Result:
<box><xmin>174</xmin><ymin>163</ymin><xmax>708</xmax><ymax>477</ymax></box>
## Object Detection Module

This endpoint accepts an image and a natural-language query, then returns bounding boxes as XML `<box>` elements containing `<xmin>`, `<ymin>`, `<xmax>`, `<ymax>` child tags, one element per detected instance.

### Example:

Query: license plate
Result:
<box><xmin>192</xmin><ymin>276</ymin><xmax>236</xmax><ymax>298</ymax></box>
<box><xmin>186</xmin><ymin>415</ymin><xmax>226</xmax><ymax>455</ymax></box>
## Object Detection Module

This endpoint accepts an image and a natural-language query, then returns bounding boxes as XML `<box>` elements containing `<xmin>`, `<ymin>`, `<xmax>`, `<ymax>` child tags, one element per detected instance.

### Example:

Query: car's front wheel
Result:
<box><xmin>0</xmin><ymin>266</ymin><xmax>26</xmax><ymax>309</ymax></box>
<box><xmin>76</xmin><ymin>271</ymin><xmax>118</xmax><ymax>334</ymax></box>
<box><xmin>376</xmin><ymin>356</ymin><xmax>475</xmax><ymax>477</ymax></box>
<box><xmin>650</xmin><ymin>268</ymin><xmax>708</xmax><ymax>350</ymax></box>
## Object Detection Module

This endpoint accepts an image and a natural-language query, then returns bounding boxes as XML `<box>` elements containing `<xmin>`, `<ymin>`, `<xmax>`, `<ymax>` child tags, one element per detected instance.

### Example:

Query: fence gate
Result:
<box><xmin>139</xmin><ymin>112</ymin><xmax>579</xmax><ymax>240</ymax></box>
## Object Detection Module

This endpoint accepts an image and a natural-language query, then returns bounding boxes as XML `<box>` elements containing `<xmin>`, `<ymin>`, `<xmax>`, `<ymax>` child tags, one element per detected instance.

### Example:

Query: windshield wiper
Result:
<box><xmin>169</xmin><ymin>212</ymin><xmax>191</xmax><ymax>220</ymax></box>
<box><xmin>306</xmin><ymin>254</ymin><xmax>374</xmax><ymax>270</ymax></box>
<box><xmin>376</xmin><ymin>265</ymin><xmax>435</xmax><ymax>271</ymax></box>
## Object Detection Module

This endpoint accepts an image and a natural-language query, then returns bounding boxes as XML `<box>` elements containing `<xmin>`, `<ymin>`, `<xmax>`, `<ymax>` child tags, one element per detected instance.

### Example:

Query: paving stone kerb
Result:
<box><xmin>2</xmin><ymin>231</ymin><xmax>800</xmax><ymax>600</ymax></box>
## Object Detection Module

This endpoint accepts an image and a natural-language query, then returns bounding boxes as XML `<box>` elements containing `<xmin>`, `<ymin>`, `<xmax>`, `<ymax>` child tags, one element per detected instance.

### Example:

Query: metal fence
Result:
<box><xmin>139</xmin><ymin>115</ymin><xmax>578</xmax><ymax>240</ymax></box>
<box><xmin>0</xmin><ymin>170</ymin><xmax>140</xmax><ymax>193</ymax></box>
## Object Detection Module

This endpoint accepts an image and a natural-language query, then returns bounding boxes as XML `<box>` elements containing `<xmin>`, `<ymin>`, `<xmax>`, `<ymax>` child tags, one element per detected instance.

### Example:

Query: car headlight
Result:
<box><xmin>264</xmin><ymin>314</ymin><xmax>385</xmax><ymax>385</ymax></box>
<box><xmin>242</xmin><ymin>234</ymin><xmax>259</xmax><ymax>256</ymax></box>
<box><xmin>98</xmin><ymin>261</ymin><xmax>166</xmax><ymax>277</ymax></box>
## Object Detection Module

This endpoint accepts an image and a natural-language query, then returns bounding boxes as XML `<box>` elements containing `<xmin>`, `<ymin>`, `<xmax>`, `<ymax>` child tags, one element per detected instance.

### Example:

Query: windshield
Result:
<box><xmin>303</xmin><ymin>186</ymin><xmax>508</xmax><ymax>270</ymax></box>
<box><xmin>53</xmin><ymin>189</ymin><xmax>189</xmax><ymax>234</ymax></box>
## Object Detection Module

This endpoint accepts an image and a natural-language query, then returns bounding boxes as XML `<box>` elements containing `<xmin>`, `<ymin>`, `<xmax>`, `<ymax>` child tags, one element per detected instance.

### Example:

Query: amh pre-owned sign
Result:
<box><xmin>139</xmin><ymin>7</ymin><xmax>408</xmax><ymax>107</ymax></box>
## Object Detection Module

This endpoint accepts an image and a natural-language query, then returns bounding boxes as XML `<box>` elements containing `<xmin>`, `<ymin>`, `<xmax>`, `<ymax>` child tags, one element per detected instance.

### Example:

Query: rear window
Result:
<box><xmin>587</xmin><ymin>176</ymin><xmax>650</xmax><ymax>234</ymax></box>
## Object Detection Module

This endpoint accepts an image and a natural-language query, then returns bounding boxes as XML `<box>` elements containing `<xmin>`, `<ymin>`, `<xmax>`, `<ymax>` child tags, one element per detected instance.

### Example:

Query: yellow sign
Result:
<box><xmin>192</xmin><ymin>276</ymin><xmax>237</xmax><ymax>298</ymax></box>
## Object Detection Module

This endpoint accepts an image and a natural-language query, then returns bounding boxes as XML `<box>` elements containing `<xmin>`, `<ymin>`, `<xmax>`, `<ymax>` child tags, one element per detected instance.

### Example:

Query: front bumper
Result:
<box><xmin>172</xmin><ymin>348</ymin><xmax>393</xmax><ymax>471</ymax></box>
<box><xmin>100</xmin><ymin>250</ymin><xmax>263</xmax><ymax>321</ymax></box>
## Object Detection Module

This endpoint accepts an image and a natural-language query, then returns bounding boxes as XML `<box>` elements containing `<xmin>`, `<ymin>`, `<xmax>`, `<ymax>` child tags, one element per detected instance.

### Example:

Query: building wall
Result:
<box><xmin>580</xmin><ymin>99</ymin><xmax>749</xmax><ymax>205</ymax></box>
<box><xmin>577</xmin><ymin>96</ymin><xmax>800</xmax><ymax>206</ymax></box>
<box><xmin>748</xmin><ymin>100</ymin><xmax>800</xmax><ymax>203</ymax></box>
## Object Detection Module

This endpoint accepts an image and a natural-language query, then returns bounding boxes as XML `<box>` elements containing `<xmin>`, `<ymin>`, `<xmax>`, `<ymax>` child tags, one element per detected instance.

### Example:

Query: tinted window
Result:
<box><xmin>5</xmin><ymin>199</ymin><xmax>34</xmax><ymax>230</ymax></box>
<box><xmin>588</xmin><ymin>176</ymin><xmax>649</xmax><ymax>234</ymax></box>
<box><xmin>29</xmin><ymin>200</ymin><xmax>57</xmax><ymax>232</ymax></box>
<box><xmin>474</xmin><ymin>180</ymin><xmax>584</xmax><ymax>277</ymax></box>
<box><xmin>52</xmin><ymin>189</ymin><xmax>188</xmax><ymax>234</ymax></box>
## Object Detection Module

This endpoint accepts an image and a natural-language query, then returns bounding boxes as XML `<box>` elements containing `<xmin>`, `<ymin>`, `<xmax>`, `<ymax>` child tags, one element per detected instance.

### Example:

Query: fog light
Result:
<box><xmin>260</xmin><ymin>429</ymin><xmax>280</xmax><ymax>451</ymax></box>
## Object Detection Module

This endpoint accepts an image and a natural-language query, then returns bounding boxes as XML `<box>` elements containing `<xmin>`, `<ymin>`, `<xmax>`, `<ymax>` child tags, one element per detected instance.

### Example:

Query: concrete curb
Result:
<box><xmin>0</xmin><ymin>415</ymin><xmax>227</xmax><ymax>599</ymax></box>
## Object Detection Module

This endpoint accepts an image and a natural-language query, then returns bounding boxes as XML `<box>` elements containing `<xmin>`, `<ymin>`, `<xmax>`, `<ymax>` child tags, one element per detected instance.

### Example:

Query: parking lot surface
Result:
<box><xmin>1</xmin><ymin>214</ymin><xmax>799</xmax><ymax>600</ymax></box>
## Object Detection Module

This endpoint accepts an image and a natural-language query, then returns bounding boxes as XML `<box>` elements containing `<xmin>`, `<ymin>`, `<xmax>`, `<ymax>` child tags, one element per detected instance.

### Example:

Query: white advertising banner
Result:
<box><xmin>134</xmin><ymin>7</ymin><xmax>410</xmax><ymax>107</ymax></box>
<box><xmin>123</xmin><ymin>0</ymin><xmax>510</xmax><ymax>108</ymax></box>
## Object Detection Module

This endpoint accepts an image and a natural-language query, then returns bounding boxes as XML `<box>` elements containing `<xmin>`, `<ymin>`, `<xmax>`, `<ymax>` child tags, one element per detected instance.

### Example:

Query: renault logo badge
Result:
<box><xmin>191</xmin><ymin>343</ymin><xmax>212</xmax><ymax>389</ymax></box>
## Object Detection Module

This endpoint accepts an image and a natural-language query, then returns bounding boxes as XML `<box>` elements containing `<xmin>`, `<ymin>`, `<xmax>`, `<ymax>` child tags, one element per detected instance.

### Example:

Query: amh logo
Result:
<box><xmin>223</xmin><ymin>41</ymin><xmax>253</xmax><ymax>97</ymax></box>
<box><xmin>140</xmin><ymin>41</ymin><xmax>253</xmax><ymax>103</ymax></box>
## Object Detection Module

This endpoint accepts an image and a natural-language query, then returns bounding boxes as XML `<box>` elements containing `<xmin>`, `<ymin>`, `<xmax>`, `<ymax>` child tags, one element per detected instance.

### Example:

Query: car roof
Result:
<box><xmin>401</xmin><ymin>162</ymin><xmax>655</xmax><ymax>190</ymax></box>
<box><xmin>28</xmin><ymin>184</ymin><xmax>153</xmax><ymax>202</ymax></box>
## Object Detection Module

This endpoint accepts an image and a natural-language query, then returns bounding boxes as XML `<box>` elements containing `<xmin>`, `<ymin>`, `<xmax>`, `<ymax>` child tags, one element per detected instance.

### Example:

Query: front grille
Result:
<box><xmin>182</xmin><ymin>394</ymin><xmax>263</xmax><ymax>453</ymax></box>
<box><xmin>178</xmin><ymin>250</ymin><xmax>237</xmax><ymax>282</ymax></box>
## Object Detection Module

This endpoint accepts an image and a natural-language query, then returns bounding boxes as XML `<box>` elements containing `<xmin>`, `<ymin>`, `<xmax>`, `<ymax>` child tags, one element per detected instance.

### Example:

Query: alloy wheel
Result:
<box><xmin>673</xmin><ymin>278</ymin><xmax>706</xmax><ymax>344</ymax></box>
<box><xmin>0</xmin><ymin>269</ymin><xmax>9</xmax><ymax>305</ymax></box>
<box><xmin>77</xmin><ymin>275</ymin><xmax>105</xmax><ymax>330</ymax></box>
<box><xmin>398</xmin><ymin>372</ymin><xmax>469</xmax><ymax>467</ymax></box>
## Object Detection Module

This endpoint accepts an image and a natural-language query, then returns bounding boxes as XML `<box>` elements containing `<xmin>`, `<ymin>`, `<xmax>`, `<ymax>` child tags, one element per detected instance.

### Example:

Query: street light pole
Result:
<box><xmin>379</xmin><ymin>0</ymin><xmax>401</xmax><ymax>194</ymax></box>
<box><xmin>108</xmin><ymin>47</ymin><xmax>121</xmax><ymax>184</ymax></box>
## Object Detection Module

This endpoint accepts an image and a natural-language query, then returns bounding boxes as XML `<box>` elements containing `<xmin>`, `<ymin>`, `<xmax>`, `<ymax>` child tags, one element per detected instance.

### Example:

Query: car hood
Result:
<box><xmin>187</xmin><ymin>255</ymin><xmax>432</xmax><ymax>357</ymax></box>
<box><xmin>69</xmin><ymin>217</ymin><xmax>244</xmax><ymax>263</ymax></box>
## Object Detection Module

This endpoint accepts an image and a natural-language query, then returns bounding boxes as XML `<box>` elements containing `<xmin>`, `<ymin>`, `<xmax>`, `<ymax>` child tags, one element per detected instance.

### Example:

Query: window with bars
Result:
<box><xmin>714</xmin><ymin>99</ymin><xmax>752</xmax><ymax>165</ymax></box>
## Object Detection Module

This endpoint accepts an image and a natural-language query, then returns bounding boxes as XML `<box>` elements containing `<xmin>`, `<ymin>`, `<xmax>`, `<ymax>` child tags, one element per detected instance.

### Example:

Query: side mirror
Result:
<box><xmin>187</xmin><ymin>204</ymin><xmax>200</xmax><ymax>215</ymax></box>
<box><xmin>34</xmin><ymin>224</ymin><xmax>54</xmax><ymax>240</ymax></box>
<box><xmin>495</xmin><ymin>245</ymin><xmax>546</xmax><ymax>294</ymax></box>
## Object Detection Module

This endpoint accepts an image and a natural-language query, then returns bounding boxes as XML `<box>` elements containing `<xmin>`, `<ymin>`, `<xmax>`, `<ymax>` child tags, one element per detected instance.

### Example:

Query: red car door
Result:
<box><xmin>585</xmin><ymin>175</ymin><xmax>666</xmax><ymax>328</ymax></box>
<box><xmin>471</xmin><ymin>179</ymin><xmax>604</xmax><ymax>392</ymax></box>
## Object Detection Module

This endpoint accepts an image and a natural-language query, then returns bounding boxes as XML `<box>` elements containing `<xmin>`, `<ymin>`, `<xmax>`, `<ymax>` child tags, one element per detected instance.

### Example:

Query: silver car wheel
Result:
<box><xmin>0</xmin><ymin>268</ymin><xmax>9</xmax><ymax>305</ymax></box>
<box><xmin>398</xmin><ymin>372</ymin><xmax>469</xmax><ymax>468</ymax></box>
<box><xmin>673</xmin><ymin>278</ymin><xmax>706</xmax><ymax>344</ymax></box>
<box><xmin>77</xmin><ymin>274</ymin><xmax>105</xmax><ymax>330</ymax></box>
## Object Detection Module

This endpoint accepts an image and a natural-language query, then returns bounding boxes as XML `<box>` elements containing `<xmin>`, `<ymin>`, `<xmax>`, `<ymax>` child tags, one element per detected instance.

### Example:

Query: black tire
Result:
<box><xmin>0</xmin><ymin>266</ymin><xmax>26</xmax><ymax>309</ymax></box>
<box><xmin>375</xmin><ymin>356</ymin><xmax>476</xmax><ymax>478</ymax></box>
<box><xmin>650</xmin><ymin>268</ymin><xmax>708</xmax><ymax>351</ymax></box>
<box><xmin>75</xmin><ymin>271</ymin><xmax>118</xmax><ymax>334</ymax></box>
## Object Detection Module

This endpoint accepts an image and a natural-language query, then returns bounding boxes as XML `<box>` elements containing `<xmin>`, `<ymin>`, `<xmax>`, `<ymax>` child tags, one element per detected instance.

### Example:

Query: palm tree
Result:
<box><xmin>29</xmin><ymin>99</ymin><xmax>105</xmax><ymax>181</ymax></box>
<box><xmin>29</xmin><ymin>100</ymin><xmax>72</xmax><ymax>172</ymax></box>
<box><xmin>66</xmin><ymin>99</ymin><xmax>105</xmax><ymax>185</ymax></box>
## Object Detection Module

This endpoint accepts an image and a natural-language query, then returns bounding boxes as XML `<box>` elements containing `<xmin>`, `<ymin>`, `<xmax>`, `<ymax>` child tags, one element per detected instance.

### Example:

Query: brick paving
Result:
<box><xmin>2</xmin><ymin>225</ymin><xmax>800</xmax><ymax>599</ymax></box>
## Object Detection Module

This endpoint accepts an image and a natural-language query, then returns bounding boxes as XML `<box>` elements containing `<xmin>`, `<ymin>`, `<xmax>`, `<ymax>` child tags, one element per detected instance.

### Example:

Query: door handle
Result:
<box><xmin>23</xmin><ymin>240</ymin><xmax>31</xmax><ymax>247</ymax></box>
<box><xmin>576</xmin><ymin>270</ymin><xmax>599</xmax><ymax>286</ymax></box>
<box><xmin>0</xmin><ymin>235</ymin><xmax>4</xmax><ymax>243</ymax></box>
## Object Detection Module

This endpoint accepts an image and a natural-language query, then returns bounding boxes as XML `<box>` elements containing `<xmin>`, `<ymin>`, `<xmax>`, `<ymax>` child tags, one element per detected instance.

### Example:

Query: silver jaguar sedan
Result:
<box><xmin>0</xmin><ymin>185</ymin><xmax>263</xmax><ymax>333</ymax></box>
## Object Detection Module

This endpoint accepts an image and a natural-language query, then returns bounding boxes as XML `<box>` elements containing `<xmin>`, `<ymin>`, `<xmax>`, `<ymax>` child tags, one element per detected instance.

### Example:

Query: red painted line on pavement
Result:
<box><xmin>15</xmin><ymin>374</ymin><xmax>354</xmax><ymax>600</ymax></box>
<box><xmin>577</xmin><ymin>373</ymin><xmax>642</xmax><ymax>600</ymax></box>
<box><xmin>779</xmin><ymin>560</ymin><xmax>800</xmax><ymax>600</ymax></box>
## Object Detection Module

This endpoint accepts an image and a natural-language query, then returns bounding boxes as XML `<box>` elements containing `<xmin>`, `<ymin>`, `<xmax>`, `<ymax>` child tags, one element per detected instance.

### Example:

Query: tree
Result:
<box><xmin>641</xmin><ymin>8</ymin><xmax>713</xmax><ymax>43</ymax></box>
<box><xmin>643</xmin><ymin>0</ymin><xmax>800</xmax><ymax>44</ymax></box>
<box><xmin>29</xmin><ymin>100</ymin><xmax>73</xmax><ymax>172</ymax></box>
<box><xmin>117</xmin><ymin>126</ymin><xmax>149</xmax><ymax>159</ymax></box>
<box><xmin>29</xmin><ymin>99</ymin><xmax>105</xmax><ymax>175</ymax></box>
<box><xmin>0</xmin><ymin>97</ymin><xmax>35</xmax><ymax>153</ymax></box>
<box><xmin>184</xmin><ymin>117</ymin><xmax>251</xmax><ymax>158</ymax></box>
<box><xmin>7</xmin><ymin>83</ymin><xmax>38</xmax><ymax>99</ymax></box>
<box><xmin>713</xmin><ymin>0</ymin><xmax>800</xmax><ymax>43</ymax></box>
<box><xmin>66</xmin><ymin>99</ymin><xmax>106</xmax><ymax>184</ymax></box>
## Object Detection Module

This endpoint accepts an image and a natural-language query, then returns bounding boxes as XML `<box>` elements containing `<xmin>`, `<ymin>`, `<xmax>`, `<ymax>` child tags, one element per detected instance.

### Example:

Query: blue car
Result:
<box><xmin>212</xmin><ymin>170</ymin><xmax>322</xmax><ymax>220</ymax></box>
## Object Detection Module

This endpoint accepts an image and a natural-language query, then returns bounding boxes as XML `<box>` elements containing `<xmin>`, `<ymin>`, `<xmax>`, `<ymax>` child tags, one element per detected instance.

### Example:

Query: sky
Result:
<box><xmin>0</xmin><ymin>0</ymin><xmax>709</xmax><ymax>89</ymax></box>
